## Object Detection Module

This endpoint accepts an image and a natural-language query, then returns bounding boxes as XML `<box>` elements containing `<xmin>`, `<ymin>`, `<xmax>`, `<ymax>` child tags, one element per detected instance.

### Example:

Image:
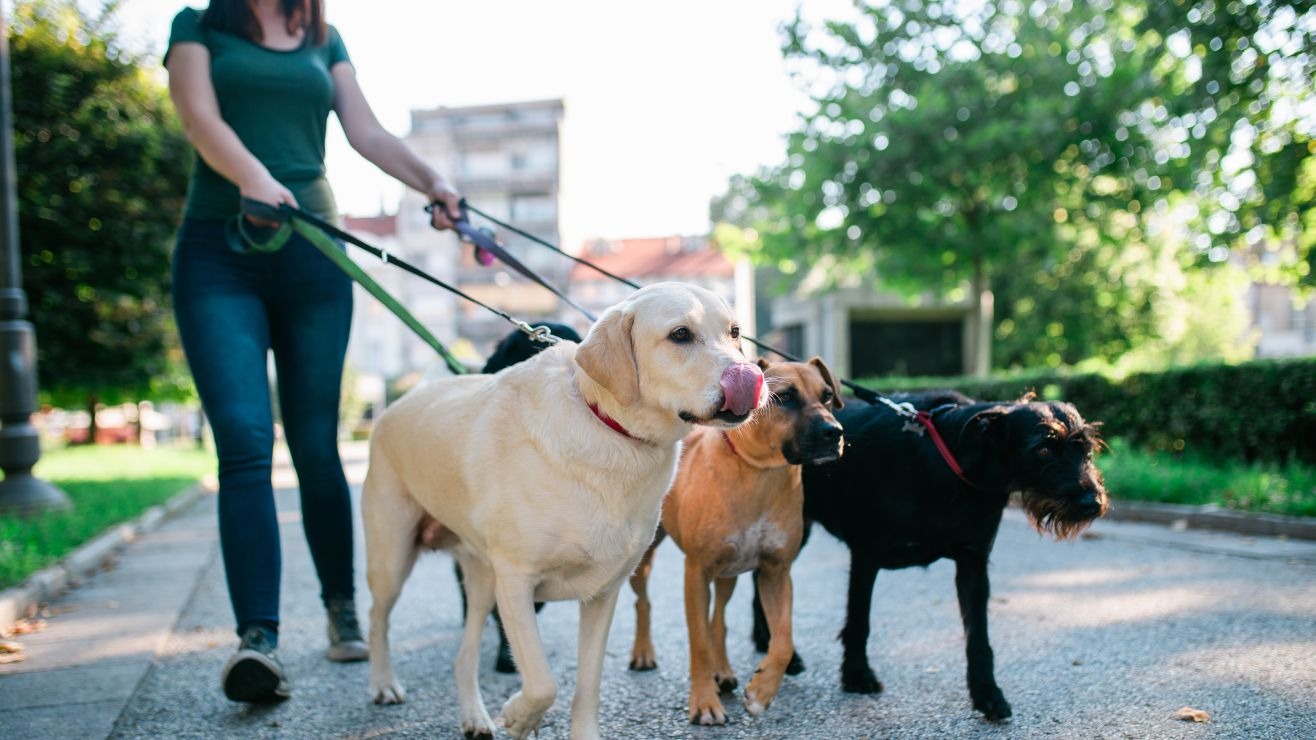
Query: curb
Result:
<box><xmin>0</xmin><ymin>482</ymin><xmax>210</xmax><ymax>629</ymax></box>
<box><xmin>1104</xmin><ymin>499</ymin><xmax>1316</xmax><ymax>541</ymax></box>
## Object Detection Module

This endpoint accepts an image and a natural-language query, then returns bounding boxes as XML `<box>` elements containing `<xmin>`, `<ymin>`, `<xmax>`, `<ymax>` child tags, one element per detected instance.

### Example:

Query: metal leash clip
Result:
<box><xmin>516</xmin><ymin>320</ymin><xmax>560</xmax><ymax>345</ymax></box>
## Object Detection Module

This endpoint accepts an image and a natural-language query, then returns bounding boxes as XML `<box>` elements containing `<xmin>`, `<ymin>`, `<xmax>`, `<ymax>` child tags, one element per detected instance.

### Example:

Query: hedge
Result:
<box><xmin>858</xmin><ymin>356</ymin><xmax>1316</xmax><ymax>465</ymax></box>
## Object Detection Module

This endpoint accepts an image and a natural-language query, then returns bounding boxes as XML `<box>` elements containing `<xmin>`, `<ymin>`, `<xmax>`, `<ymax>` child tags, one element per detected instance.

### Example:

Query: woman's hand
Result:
<box><xmin>239</xmin><ymin>173</ymin><xmax>297</xmax><ymax>226</ymax></box>
<box><xmin>427</xmin><ymin>179</ymin><xmax>463</xmax><ymax>231</ymax></box>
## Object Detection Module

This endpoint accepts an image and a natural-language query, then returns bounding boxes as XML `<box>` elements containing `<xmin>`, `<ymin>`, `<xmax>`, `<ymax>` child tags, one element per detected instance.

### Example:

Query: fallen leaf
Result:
<box><xmin>10</xmin><ymin>619</ymin><xmax>47</xmax><ymax>636</ymax></box>
<box><xmin>1174</xmin><ymin>706</ymin><xmax>1210</xmax><ymax>723</ymax></box>
<box><xmin>0</xmin><ymin>641</ymin><xmax>26</xmax><ymax>663</ymax></box>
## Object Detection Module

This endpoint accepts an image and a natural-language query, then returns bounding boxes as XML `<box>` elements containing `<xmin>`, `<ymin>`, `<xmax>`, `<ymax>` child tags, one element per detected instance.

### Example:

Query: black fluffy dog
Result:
<box><xmin>454</xmin><ymin>321</ymin><xmax>583</xmax><ymax>674</ymax></box>
<box><xmin>752</xmin><ymin>391</ymin><xmax>1108</xmax><ymax>720</ymax></box>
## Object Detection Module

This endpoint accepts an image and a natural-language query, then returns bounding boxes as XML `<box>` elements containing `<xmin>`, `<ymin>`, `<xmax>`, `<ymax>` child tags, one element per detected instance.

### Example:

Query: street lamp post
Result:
<box><xmin>0</xmin><ymin>6</ymin><xmax>71</xmax><ymax>514</ymax></box>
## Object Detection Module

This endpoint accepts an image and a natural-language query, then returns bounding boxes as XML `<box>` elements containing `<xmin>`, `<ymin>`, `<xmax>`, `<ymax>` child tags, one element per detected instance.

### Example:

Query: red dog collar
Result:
<box><xmin>588</xmin><ymin>402</ymin><xmax>641</xmax><ymax>441</ymax></box>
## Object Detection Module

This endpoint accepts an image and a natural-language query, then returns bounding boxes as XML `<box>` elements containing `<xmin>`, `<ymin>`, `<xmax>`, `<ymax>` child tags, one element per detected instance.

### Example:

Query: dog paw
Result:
<box><xmin>840</xmin><ymin>665</ymin><xmax>884</xmax><ymax>695</ymax></box>
<box><xmin>714</xmin><ymin>671</ymin><xmax>739</xmax><ymax>693</ymax></box>
<box><xmin>369</xmin><ymin>677</ymin><xmax>407</xmax><ymax>705</ymax></box>
<box><xmin>744</xmin><ymin>667</ymin><xmax>783</xmax><ymax>716</ymax></box>
<box><xmin>688</xmin><ymin>691</ymin><xmax>728</xmax><ymax>725</ymax></box>
<box><xmin>498</xmin><ymin>691</ymin><xmax>550</xmax><ymax>739</ymax></box>
<box><xmin>972</xmin><ymin>685</ymin><xmax>1012</xmax><ymax>721</ymax></box>
<box><xmin>461</xmin><ymin>702</ymin><xmax>496</xmax><ymax>739</ymax></box>
<box><xmin>785</xmin><ymin>651</ymin><xmax>806</xmax><ymax>676</ymax></box>
<box><xmin>629</xmin><ymin>645</ymin><xmax>657</xmax><ymax>671</ymax></box>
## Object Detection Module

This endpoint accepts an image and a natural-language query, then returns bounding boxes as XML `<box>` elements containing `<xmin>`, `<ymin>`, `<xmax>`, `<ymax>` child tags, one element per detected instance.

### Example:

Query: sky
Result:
<box><xmin>102</xmin><ymin>0</ymin><xmax>853</xmax><ymax>248</ymax></box>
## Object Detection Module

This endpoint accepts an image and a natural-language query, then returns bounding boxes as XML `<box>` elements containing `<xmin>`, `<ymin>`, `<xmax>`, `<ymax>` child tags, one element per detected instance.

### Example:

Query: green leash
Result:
<box><xmin>225</xmin><ymin>201</ymin><xmax>470</xmax><ymax>376</ymax></box>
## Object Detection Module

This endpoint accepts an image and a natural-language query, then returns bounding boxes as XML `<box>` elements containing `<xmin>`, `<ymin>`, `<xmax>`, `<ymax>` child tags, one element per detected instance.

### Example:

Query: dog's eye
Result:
<box><xmin>1038</xmin><ymin>447</ymin><xmax>1053</xmax><ymax>458</ymax></box>
<box><xmin>669</xmin><ymin>327</ymin><xmax>692</xmax><ymax>343</ymax></box>
<box><xmin>730</xmin><ymin>325</ymin><xmax>740</xmax><ymax>339</ymax></box>
<box><xmin>821</xmin><ymin>389</ymin><xmax>834</xmax><ymax>404</ymax></box>
<box><xmin>774</xmin><ymin>388</ymin><xmax>797</xmax><ymax>406</ymax></box>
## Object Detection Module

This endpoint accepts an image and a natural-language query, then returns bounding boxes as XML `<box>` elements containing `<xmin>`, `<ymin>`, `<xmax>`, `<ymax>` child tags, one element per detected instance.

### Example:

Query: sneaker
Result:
<box><xmin>326</xmin><ymin>598</ymin><xmax>368</xmax><ymax>662</ymax></box>
<box><xmin>221</xmin><ymin>625</ymin><xmax>290</xmax><ymax>703</ymax></box>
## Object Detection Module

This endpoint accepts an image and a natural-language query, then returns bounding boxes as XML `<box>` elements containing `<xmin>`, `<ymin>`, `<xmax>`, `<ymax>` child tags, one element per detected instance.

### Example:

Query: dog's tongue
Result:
<box><xmin>719</xmin><ymin>362</ymin><xmax>764</xmax><ymax>417</ymax></box>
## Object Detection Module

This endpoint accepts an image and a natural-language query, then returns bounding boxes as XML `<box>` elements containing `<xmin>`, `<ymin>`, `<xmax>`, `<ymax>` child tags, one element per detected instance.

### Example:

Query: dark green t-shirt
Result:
<box><xmin>165</xmin><ymin>7</ymin><xmax>350</xmax><ymax>220</ymax></box>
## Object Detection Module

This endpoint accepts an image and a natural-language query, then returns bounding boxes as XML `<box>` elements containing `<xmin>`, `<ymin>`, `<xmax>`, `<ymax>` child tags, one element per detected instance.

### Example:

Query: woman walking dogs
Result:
<box><xmin>164</xmin><ymin>0</ymin><xmax>462</xmax><ymax>703</ymax></box>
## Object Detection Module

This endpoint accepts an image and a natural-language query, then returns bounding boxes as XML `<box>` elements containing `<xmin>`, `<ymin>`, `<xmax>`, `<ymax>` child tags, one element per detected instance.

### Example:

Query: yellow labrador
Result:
<box><xmin>363</xmin><ymin>282</ymin><xmax>765</xmax><ymax>740</ymax></box>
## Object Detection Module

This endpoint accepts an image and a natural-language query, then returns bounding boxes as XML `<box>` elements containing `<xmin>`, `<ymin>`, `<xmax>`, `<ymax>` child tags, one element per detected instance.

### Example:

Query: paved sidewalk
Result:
<box><xmin>3</xmin><ymin>444</ymin><xmax>1315</xmax><ymax>738</ymax></box>
<box><xmin>0</xmin><ymin>483</ymin><xmax>217</xmax><ymax>736</ymax></box>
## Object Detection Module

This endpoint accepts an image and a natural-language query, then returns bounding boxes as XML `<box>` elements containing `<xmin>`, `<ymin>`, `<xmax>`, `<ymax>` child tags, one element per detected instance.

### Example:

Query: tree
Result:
<box><xmin>11</xmin><ymin>0</ymin><xmax>192</xmax><ymax>435</ymax></box>
<box><xmin>1137</xmin><ymin>0</ymin><xmax>1315</xmax><ymax>289</ymax></box>
<box><xmin>718</xmin><ymin>0</ymin><xmax>1292</xmax><ymax>370</ymax></box>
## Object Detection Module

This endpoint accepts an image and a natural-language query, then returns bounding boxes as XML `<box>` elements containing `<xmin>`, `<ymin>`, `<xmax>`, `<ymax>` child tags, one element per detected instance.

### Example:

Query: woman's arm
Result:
<box><xmin>165</xmin><ymin>43</ymin><xmax>296</xmax><ymax>212</ymax></box>
<box><xmin>331</xmin><ymin>62</ymin><xmax>462</xmax><ymax>230</ymax></box>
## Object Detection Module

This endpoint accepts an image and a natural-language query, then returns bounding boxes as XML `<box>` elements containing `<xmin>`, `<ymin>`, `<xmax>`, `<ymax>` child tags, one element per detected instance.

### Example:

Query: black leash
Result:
<box><xmin>232</xmin><ymin>199</ymin><xmax>564</xmax><ymax>374</ymax></box>
<box><xmin>454</xmin><ymin>200</ymin><xmax>891</xmax><ymax>407</ymax></box>
<box><xmin>424</xmin><ymin>203</ymin><xmax>597</xmax><ymax>321</ymax></box>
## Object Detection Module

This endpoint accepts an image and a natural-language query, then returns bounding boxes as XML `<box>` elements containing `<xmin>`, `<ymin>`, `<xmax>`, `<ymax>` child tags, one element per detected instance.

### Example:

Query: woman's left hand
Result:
<box><xmin>427</xmin><ymin>179</ymin><xmax>463</xmax><ymax>231</ymax></box>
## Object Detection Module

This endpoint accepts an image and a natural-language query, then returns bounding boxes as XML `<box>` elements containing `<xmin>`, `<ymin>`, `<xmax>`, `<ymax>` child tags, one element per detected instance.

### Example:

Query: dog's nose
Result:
<box><xmin>1077</xmin><ymin>490</ymin><xmax>1106</xmax><ymax>516</ymax></box>
<box><xmin>820</xmin><ymin>423</ymin><xmax>843</xmax><ymax>443</ymax></box>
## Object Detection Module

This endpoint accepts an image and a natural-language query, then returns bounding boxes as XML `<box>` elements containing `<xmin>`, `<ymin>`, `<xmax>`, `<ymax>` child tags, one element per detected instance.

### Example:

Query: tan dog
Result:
<box><xmin>362</xmin><ymin>282</ymin><xmax>766</xmax><ymax>740</ymax></box>
<box><xmin>628</xmin><ymin>358</ymin><xmax>845</xmax><ymax>724</ymax></box>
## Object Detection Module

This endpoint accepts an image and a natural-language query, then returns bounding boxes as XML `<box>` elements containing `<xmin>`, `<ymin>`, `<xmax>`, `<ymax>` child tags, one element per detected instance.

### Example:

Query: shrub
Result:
<box><xmin>859</xmin><ymin>356</ymin><xmax>1316</xmax><ymax>464</ymax></box>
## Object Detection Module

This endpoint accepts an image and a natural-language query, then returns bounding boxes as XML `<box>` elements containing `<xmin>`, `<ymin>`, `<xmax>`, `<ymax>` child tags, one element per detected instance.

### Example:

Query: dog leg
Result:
<box><xmin>710</xmin><ymin>576</ymin><xmax>738</xmax><ymax>693</ymax></box>
<box><xmin>839</xmin><ymin>553</ymin><xmax>884</xmax><ymax>694</ymax></box>
<box><xmin>455</xmin><ymin>554</ymin><xmax>497</xmax><ymax>739</ymax></box>
<box><xmin>494</xmin><ymin>572</ymin><xmax>557</xmax><ymax>739</ymax></box>
<box><xmin>955</xmin><ymin>555</ymin><xmax>1012</xmax><ymax>721</ymax></box>
<box><xmin>569</xmin><ymin>581</ymin><xmax>624</xmax><ymax>740</ymax></box>
<box><xmin>628</xmin><ymin>541</ymin><xmax>660</xmax><ymax>671</ymax></box>
<box><xmin>364</xmin><ymin>458</ymin><xmax>422</xmax><ymax>705</ymax></box>
<box><xmin>683</xmin><ymin>560</ymin><xmax>727</xmax><ymax>725</ymax></box>
<box><xmin>744</xmin><ymin>564</ymin><xmax>792</xmax><ymax>716</ymax></box>
<box><xmin>752</xmin><ymin>570</ymin><xmax>806</xmax><ymax>675</ymax></box>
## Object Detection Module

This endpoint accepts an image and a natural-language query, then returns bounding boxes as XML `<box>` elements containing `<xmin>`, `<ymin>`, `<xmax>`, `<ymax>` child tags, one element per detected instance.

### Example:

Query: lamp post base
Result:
<box><xmin>0</xmin><ymin>471</ymin><xmax>71</xmax><ymax>516</ymax></box>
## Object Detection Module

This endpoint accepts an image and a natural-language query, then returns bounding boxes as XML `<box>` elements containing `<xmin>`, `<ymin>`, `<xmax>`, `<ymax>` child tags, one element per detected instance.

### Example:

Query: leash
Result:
<box><xmin>423</xmin><ymin>203</ymin><xmax>597</xmax><ymax>321</ymax></box>
<box><xmin>452</xmin><ymin>200</ymin><xmax>893</xmax><ymax>407</ymax></box>
<box><xmin>912</xmin><ymin>410</ymin><xmax>978</xmax><ymax>489</ymax></box>
<box><xmin>230</xmin><ymin>195</ymin><xmax>974</xmax><ymax>485</ymax></box>
<box><xmin>449</xmin><ymin>200</ymin><xmax>982</xmax><ymax>485</ymax></box>
<box><xmin>227</xmin><ymin>199</ymin><xmax>563</xmax><ymax>375</ymax></box>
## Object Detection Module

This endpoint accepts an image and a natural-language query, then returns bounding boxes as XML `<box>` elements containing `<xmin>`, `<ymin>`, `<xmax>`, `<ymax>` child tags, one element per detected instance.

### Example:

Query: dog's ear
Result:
<box><xmin>575</xmin><ymin>307</ymin><xmax>639</xmax><ymax>406</ymax></box>
<box><xmin>756</xmin><ymin>357</ymin><xmax>772</xmax><ymax>372</ymax></box>
<box><xmin>808</xmin><ymin>356</ymin><xmax>845</xmax><ymax>410</ymax></box>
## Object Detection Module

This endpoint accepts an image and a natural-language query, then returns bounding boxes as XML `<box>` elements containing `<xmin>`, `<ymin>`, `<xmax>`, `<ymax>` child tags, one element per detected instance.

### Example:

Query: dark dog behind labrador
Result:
<box><xmin>454</xmin><ymin>322</ymin><xmax>583</xmax><ymax>674</ymax></box>
<box><xmin>752</xmin><ymin>390</ymin><xmax>1108</xmax><ymax>720</ymax></box>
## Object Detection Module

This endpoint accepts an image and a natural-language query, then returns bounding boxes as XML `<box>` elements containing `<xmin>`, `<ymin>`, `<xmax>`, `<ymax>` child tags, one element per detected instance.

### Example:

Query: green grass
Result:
<box><xmin>0</xmin><ymin>445</ymin><xmax>215</xmax><ymax>589</ymax></box>
<box><xmin>1101</xmin><ymin>439</ymin><xmax>1316</xmax><ymax>518</ymax></box>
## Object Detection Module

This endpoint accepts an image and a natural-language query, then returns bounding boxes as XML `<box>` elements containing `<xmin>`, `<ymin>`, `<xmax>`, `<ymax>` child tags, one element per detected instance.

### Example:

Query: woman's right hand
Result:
<box><xmin>240</xmin><ymin>173</ymin><xmax>297</xmax><ymax>226</ymax></box>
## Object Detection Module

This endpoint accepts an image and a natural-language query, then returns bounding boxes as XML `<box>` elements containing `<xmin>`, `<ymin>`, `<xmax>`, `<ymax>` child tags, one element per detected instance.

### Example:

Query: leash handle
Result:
<box><xmin>423</xmin><ymin>202</ymin><xmax>598</xmax><ymax>321</ymax></box>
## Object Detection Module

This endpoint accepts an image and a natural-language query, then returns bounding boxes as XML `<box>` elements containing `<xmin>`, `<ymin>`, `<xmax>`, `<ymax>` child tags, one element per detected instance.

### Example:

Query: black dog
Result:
<box><xmin>752</xmin><ymin>391</ymin><xmax>1108</xmax><ymax>720</ymax></box>
<box><xmin>454</xmin><ymin>321</ymin><xmax>583</xmax><ymax>674</ymax></box>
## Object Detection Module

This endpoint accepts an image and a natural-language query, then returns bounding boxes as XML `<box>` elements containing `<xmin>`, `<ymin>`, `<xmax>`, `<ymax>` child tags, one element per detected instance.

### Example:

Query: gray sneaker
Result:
<box><xmin>221</xmin><ymin>626</ymin><xmax>290</xmax><ymax>703</ymax></box>
<box><xmin>326</xmin><ymin>599</ymin><xmax>368</xmax><ymax>662</ymax></box>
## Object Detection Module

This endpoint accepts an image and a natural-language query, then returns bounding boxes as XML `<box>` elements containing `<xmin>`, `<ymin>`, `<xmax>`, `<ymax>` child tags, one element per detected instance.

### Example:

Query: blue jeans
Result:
<box><xmin>173</xmin><ymin>218</ymin><xmax>354</xmax><ymax>636</ymax></box>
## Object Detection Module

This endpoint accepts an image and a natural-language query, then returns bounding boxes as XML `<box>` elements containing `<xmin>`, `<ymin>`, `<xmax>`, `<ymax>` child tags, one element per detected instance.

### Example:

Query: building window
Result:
<box><xmin>780</xmin><ymin>324</ymin><xmax>804</xmax><ymax>359</ymax></box>
<box><xmin>850</xmin><ymin>319</ymin><xmax>963</xmax><ymax>377</ymax></box>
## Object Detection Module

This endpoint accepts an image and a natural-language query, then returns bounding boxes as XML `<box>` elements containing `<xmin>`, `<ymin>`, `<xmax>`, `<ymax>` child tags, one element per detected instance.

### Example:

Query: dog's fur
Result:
<box><xmin>453</xmin><ymin>322</ymin><xmax>583</xmax><ymax>675</ymax></box>
<box><xmin>752</xmin><ymin>391</ymin><xmax>1108</xmax><ymax>721</ymax></box>
<box><xmin>628</xmin><ymin>358</ymin><xmax>845</xmax><ymax>725</ymax></box>
<box><xmin>363</xmin><ymin>283</ymin><xmax>764</xmax><ymax>740</ymax></box>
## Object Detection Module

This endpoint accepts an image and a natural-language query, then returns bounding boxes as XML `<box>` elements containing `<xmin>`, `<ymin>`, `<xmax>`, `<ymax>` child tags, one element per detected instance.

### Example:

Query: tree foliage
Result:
<box><xmin>11</xmin><ymin>0</ymin><xmax>192</xmax><ymax>409</ymax></box>
<box><xmin>718</xmin><ymin>0</ymin><xmax>1313</xmax><ymax>369</ymax></box>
